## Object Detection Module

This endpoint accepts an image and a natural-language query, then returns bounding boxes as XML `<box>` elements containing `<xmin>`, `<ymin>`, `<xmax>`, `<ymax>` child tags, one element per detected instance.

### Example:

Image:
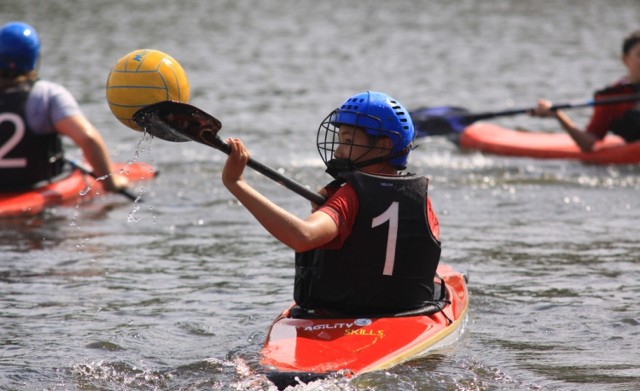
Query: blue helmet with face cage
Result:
<box><xmin>329</xmin><ymin>91</ymin><xmax>415</xmax><ymax>169</ymax></box>
<box><xmin>0</xmin><ymin>22</ymin><xmax>40</xmax><ymax>74</ymax></box>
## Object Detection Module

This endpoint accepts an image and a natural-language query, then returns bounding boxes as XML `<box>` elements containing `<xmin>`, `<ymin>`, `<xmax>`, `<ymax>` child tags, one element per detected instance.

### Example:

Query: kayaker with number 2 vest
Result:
<box><xmin>222</xmin><ymin>91</ymin><xmax>441</xmax><ymax>315</ymax></box>
<box><xmin>0</xmin><ymin>21</ymin><xmax>128</xmax><ymax>192</ymax></box>
<box><xmin>531</xmin><ymin>30</ymin><xmax>640</xmax><ymax>151</ymax></box>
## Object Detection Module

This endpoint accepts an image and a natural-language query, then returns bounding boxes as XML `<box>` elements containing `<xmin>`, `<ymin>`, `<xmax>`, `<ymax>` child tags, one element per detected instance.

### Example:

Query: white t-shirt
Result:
<box><xmin>24</xmin><ymin>80</ymin><xmax>83</xmax><ymax>135</ymax></box>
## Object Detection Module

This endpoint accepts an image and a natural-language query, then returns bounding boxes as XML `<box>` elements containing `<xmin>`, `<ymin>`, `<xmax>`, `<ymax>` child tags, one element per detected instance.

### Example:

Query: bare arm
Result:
<box><xmin>221</xmin><ymin>138</ymin><xmax>339</xmax><ymax>252</ymax></box>
<box><xmin>531</xmin><ymin>99</ymin><xmax>597</xmax><ymax>152</ymax></box>
<box><xmin>55</xmin><ymin>114</ymin><xmax>129</xmax><ymax>192</ymax></box>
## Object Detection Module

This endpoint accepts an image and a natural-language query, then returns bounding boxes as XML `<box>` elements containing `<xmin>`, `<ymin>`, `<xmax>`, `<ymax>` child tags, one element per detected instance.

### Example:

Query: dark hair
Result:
<box><xmin>0</xmin><ymin>68</ymin><xmax>36</xmax><ymax>79</ymax></box>
<box><xmin>622</xmin><ymin>30</ymin><xmax>640</xmax><ymax>55</ymax></box>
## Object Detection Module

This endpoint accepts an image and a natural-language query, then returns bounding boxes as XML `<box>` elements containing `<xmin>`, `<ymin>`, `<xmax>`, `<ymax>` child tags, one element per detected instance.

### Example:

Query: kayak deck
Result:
<box><xmin>459</xmin><ymin>123</ymin><xmax>640</xmax><ymax>164</ymax></box>
<box><xmin>261</xmin><ymin>264</ymin><xmax>469</xmax><ymax>387</ymax></box>
<box><xmin>0</xmin><ymin>161</ymin><xmax>156</xmax><ymax>217</ymax></box>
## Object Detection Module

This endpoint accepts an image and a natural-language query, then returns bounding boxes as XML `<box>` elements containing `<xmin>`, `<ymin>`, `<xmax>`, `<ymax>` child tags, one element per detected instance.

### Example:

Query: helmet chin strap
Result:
<box><xmin>325</xmin><ymin>158</ymin><xmax>356</xmax><ymax>179</ymax></box>
<box><xmin>325</xmin><ymin>146</ymin><xmax>412</xmax><ymax>179</ymax></box>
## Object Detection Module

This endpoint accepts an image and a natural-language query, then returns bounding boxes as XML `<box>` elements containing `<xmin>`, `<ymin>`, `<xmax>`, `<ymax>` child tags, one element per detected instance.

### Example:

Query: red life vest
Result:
<box><xmin>593</xmin><ymin>83</ymin><xmax>640</xmax><ymax>142</ymax></box>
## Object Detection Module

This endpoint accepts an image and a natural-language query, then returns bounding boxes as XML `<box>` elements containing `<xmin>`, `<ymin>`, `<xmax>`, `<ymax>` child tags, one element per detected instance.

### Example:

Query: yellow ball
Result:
<box><xmin>106</xmin><ymin>49</ymin><xmax>190</xmax><ymax>131</ymax></box>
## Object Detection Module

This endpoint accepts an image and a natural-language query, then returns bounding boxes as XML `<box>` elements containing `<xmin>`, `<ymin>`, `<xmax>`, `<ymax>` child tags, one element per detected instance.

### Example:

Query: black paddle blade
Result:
<box><xmin>410</xmin><ymin>106</ymin><xmax>473</xmax><ymax>138</ymax></box>
<box><xmin>133</xmin><ymin>101</ymin><xmax>223</xmax><ymax>146</ymax></box>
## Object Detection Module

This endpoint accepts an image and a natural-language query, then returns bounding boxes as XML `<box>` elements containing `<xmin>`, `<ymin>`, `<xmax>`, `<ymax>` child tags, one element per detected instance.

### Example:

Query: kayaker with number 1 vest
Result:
<box><xmin>222</xmin><ymin>91</ymin><xmax>441</xmax><ymax>315</ymax></box>
<box><xmin>0</xmin><ymin>21</ymin><xmax>128</xmax><ymax>192</ymax></box>
<box><xmin>531</xmin><ymin>30</ymin><xmax>640</xmax><ymax>151</ymax></box>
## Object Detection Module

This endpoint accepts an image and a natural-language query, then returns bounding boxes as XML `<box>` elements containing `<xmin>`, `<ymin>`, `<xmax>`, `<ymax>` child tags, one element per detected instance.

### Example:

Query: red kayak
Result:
<box><xmin>0</xmin><ymin>162</ymin><xmax>156</xmax><ymax>217</ymax></box>
<box><xmin>459</xmin><ymin>123</ymin><xmax>640</xmax><ymax>164</ymax></box>
<box><xmin>261</xmin><ymin>264</ymin><xmax>469</xmax><ymax>388</ymax></box>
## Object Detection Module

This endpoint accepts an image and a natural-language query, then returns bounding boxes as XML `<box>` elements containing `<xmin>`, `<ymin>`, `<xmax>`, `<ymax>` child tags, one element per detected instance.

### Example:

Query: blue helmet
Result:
<box><xmin>318</xmin><ymin>91</ymin><xmax>414</xmax><ymax>170</ymax></box>
<box><xmin>0</xmin><ymin>22</ymin><xmax>40</xmax><ymax>74</ymax></box>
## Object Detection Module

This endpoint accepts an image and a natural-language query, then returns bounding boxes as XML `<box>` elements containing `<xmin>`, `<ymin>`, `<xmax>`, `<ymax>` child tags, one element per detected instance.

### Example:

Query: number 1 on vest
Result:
<box><xmin>372</xmin><ymin>201</ymin><xmax>399</xmax><ymax>276</ymax></box>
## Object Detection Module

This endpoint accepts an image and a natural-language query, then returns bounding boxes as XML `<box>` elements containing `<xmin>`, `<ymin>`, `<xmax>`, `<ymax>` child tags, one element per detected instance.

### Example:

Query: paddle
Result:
<box><xmin>410</xmin><ymin>93</ymin><xmax>640</xmax><ymax>137</ymax></box>
<box><xmin>132</xmin><ymin>101</ymin><xmax>326</xmax><ymax>205</ymax></box>
<box><xmin>65</xmin><ymin>158</ymin><xmax>140</xmax><ymax>202</ymax></box>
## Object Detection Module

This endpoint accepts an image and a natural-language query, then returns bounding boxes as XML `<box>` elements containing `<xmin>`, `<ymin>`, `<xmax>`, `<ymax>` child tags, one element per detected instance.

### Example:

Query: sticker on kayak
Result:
<box><xmin>354</xmin><ymin>318</ymin><xmax>372</xmax><ymax>327</ymax></box>
<box><xmin>303</xmin><ymin>319</ymin><xmax>371</xmax><ymax>331</ymax></box>
<box><xmin>345</xmin><ymin>328</ymin><xmax>385</xmax><ymax>338</ymax></box>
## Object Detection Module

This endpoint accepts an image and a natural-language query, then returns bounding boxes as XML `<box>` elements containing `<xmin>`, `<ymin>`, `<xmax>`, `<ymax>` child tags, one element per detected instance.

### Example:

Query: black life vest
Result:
<box><xmin>595</xmin><ymin>83</ymin><xmax>640</xmax><ymax>142</ymax></box>
<box><xmin>0</xmin><ymin>81</ymin><xmax>64</xmax><ymax>191</ymax></box>
<box><xmin>611</xmin><ymin>110</ymin><xmax>640</xmax><ymax>142</ymax></box>
<box><xmin>294</xmin><ymin>171</ymin><xmax>441</xmax><ymax>314</ymax></box>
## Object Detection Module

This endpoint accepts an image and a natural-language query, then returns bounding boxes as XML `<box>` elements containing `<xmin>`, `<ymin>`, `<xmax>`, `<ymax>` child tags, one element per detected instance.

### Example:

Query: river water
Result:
<box><xmin>1</xmin><ymin>0</ymin><xmax>639</xmax><ymax>390</ymax></box>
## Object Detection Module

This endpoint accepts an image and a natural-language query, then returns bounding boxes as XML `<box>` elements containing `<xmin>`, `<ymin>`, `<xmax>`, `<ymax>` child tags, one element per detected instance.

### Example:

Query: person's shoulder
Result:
<box><xmin>323</xmin><ymin>181</ymin><xmax>358</xmax><ymax>210</ymax></box>
<box><xmin>27</xmin><ymin>79</ymin><xmax>82</xmax><ymax>126</ymax></box>
<box><xmin>333</xmin><ymin>181</ymin><xmax>357</xmax><ymax>197</ymax></box>
<box><xmin>30</xmin><ymin>79</ymin><xmax>79</xmax><ymax>108</ymax></box>
<box><xmin>594</xmin><ymin>79</ymin><xmax>640</xmax><ymax>96</ymax></box>
<box><xmin>31</xmin><ymin>79</ymin><xmax>73</xmax><ymax>96</ymax></box>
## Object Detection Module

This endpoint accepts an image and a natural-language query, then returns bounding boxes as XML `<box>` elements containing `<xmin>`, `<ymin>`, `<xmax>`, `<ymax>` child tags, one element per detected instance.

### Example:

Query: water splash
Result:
<box><xmin>125</xmin><ymin>132</ymin><xmax>157</xmax><ymax>223</ymax></box>
<box><xmin>127</xmin><ymin>202</ymin><xmax>142</xmax><ymax>223</ymax></box>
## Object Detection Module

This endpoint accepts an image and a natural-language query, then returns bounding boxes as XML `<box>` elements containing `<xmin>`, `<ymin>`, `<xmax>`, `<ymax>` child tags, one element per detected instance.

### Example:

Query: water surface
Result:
<box><xmin>1</xmin><ymin>0</ymin><xmax>639</xmax><ymax>390</ymax></box>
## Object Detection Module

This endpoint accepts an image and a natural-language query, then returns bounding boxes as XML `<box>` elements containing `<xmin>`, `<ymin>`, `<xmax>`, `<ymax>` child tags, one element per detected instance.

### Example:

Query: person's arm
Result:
<box><xmin>531</xmin><ymin>99</ymin><xmax>597</xmax><ymax>152</ymax></box>
<box><xmin>221</xmin><ymin>137</ymin><xmax>338</xmax><ymax>252</ymax></box>
<box><xmin>553</xmin><ymin>109</ymin><xmax>597</xmax><ymax>152</ymax></box>
<box><xmin>55</xmin><ymin>114</ymin><xmax>129</xmax><ymax>192</ymax></box>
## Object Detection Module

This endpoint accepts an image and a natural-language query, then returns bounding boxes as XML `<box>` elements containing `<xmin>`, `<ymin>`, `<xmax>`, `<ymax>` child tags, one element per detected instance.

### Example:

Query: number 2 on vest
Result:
<box><xmin>0</xmin><ymin>113</ymin><xmax>27</xmax><ymax>168</ymax></box>
<box><xmin>371</xmin><ymin>201</ymin><xmax>399</xmax><ymax>276</ymax></box>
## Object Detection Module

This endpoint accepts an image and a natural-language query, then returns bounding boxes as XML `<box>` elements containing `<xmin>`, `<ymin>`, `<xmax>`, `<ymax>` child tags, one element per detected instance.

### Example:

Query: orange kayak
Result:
<box><xmin>459</xmin><ymin>123</ymin><xmax>640</xmax><ymax>164</ymax></box>
<box><xmin>0</xmin><ymin>162</ymin><xmax>156</xmax><ymax>217</ymax></box>
<box><xmin>261</xmin><ymin>264</ymin><xmax>469</xmax><ymax>388</ymax></box>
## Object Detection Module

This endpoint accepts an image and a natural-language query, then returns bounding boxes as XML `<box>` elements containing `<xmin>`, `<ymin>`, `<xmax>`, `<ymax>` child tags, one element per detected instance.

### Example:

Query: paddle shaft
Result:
<box><xmin>412</xmin><ymin>92</ymin><xmax>640</xmax><ymax>137</ymax></box>
<box><xmin>466</xmin><ymin>93</ymin><xmax>640</xmax><ymax>121</ymax></box>
<box><xmin>66</xmin><ymin>159</ymin><xmax>139</xmax><ymax>201</ymax></box>
<box><xmin>210</xmin><ymin>137</ymin><xmax>326</xmax><ymax>205</ymax></box>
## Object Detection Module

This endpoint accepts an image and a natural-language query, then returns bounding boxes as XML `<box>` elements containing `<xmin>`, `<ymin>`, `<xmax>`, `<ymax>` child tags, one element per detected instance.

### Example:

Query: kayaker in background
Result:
<box><xmin>531</xmin><ymin>30</ymin><xmax>640</xmax><ymax>151</ymax></box>
<box><xmin>222</xmin><ymin>91</ymin><xmax>441</xmax><ymax>315</ymax></box>
<box><xmin>0</xmin><ymin>21</ymin><xmax>128</xmax><ymax>192</ymax></box>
